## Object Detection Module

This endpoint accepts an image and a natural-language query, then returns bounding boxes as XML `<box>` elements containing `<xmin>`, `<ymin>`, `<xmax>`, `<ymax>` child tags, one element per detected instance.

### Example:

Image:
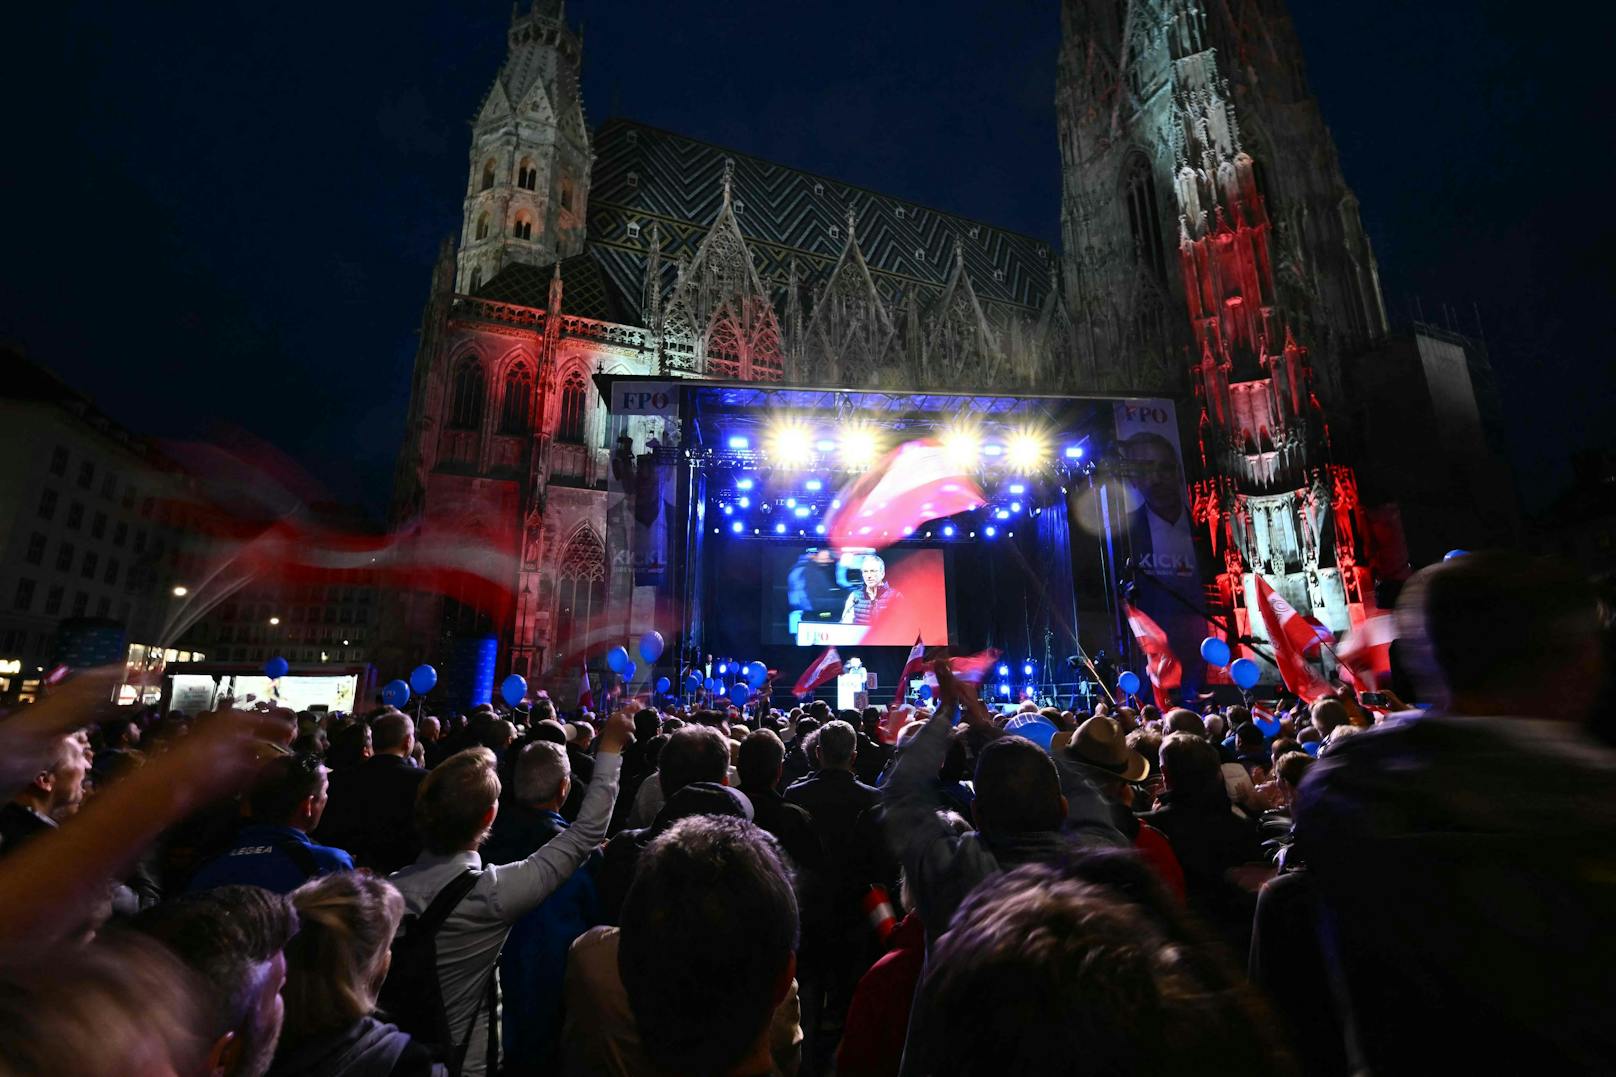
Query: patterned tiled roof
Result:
<box><xmin>473</xmin><ymin>250</ymin><xmax>639</xmax><ymax>325</ymax></box>
<box><xmin>585</xmin><ymin>118</ymin><xmax>1054</xmax><ymax>324</ymax></box>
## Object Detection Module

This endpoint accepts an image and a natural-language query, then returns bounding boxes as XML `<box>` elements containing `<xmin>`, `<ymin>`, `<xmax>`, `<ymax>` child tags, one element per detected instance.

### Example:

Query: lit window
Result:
<box><xmin>626</xmin><ymin>220</ymin><xmax>641</xmax><ymax>239</ymax></box>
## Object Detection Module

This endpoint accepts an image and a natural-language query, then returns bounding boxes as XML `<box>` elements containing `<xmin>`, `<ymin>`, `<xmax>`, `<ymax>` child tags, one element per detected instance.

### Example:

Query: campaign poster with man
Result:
<box><xmin>1113</xmin><ymin>399</ymin><xmax>1205</xmax><ymax>698</ymax></box>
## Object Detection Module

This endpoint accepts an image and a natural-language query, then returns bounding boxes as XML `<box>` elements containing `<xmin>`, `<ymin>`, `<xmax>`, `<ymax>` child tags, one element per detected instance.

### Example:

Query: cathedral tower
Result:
<box><xmin>455</xmin><ymin>0</ymin><xmax>591</xmax><ymax>292</ymax></box>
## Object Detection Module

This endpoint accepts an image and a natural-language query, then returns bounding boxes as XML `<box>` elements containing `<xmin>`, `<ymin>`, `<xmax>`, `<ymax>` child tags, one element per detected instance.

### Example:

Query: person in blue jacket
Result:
<box><xmin>189</xmin><ymin>751</ymin><xmax>353</xmax><ymax>894</ymax></box>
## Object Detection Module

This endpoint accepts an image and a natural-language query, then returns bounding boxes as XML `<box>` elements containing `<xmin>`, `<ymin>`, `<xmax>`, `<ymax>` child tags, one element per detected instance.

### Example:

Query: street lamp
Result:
<box><xmin>268</xmin><ymin>616</ymin><xmax>281</xmax><ymax>626</ymax></box>
<box><xmin>172</xmin><ymin>585</ymin><xmax>188</xmax><ymax>596</ymax></box>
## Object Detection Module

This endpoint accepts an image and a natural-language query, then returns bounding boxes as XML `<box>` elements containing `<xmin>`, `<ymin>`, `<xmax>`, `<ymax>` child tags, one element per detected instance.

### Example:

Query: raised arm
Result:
<box><xmin>489</xmin><ymin>710</ymin><xmax>631</xmax><ymax>922</ymax></box>
<box><xmin>882</xmin><ymin>661</ymin><xmax>961</xmax><ymax>871</ymax></box>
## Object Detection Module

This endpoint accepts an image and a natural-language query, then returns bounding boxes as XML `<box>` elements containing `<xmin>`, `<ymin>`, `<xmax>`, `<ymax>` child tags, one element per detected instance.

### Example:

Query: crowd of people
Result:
<box><xmin>0</xmin><ymin>549</ymin><xmax>1613</xmax><ymax>1076</ymax></box>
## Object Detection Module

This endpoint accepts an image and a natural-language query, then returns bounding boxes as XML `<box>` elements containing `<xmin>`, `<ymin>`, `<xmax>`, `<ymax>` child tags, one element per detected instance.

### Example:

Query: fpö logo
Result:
<box><xmin>614</xmin><ymin>381</ymin><xmax>676</xmax><ymax>415</ymax></box>
<box><xmin>1120</xmin><ymin>402</ymin><xmax>1172</xmax><ymax>426</ymax></box>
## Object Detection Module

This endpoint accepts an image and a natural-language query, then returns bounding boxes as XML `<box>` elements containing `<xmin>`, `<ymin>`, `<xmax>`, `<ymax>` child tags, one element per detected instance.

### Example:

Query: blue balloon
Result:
<box><xmin>1230</xmin><ymin>658</ymin><xmax>1261</xmax><ymax>690</ymax></box>
<box><xmin>621</xmin><ymin>660</ymin><xmax>637</xmax><ymax>684</ymax></box>
<box><xmin>639</xmin><ymin>631</ymin><xmax>665</xmax><ymax>664</ymax></box>
<box><xmin>1004</xmin><ymin>714</ymin><xmax>1058</xmax><ymax>751</ymax></box>
<box><xmin>501</xmin><ymin>673</ymin><xmax>527</xmax><ymax>707</ymax></box>
<box><xmin>685</xmin><ymin>672</ymin><xmax>702</xmax><ymax>691</ymax></box>
<box><xmin>655</xmin><ymin>676</ymin><xmax>671</xmax><ymax>694</ymax></box>
<box><xmin>265</xmin><ymin>656</ymin><xmax>290</xmax><ymax>680</ymax></box>
<box><xmin>1199</xmin><ymin>636</ymin><xmax>1232</xmax><ymax>668</ymax></box>
<box><xmin>706</xmin><ymin>677</ymin><xmax>720</xmax><ymax>694</ymax></box>
<box><xmin>729</xmin><ymin>682</ymin><xmax>751</xmax><ymax>706</ymax></box>
<box><xmin>918</xmin><ymin>683</ymin><xmax>933</xmax><ymax>700</ymax></box>
<box><xmin>745</xmin><ymin>661</ymin><xmax>768</xmax><ymax>689</ymax></box>
<box><xmin>409</xmin><ymin>664</ymin><xmax>438</xmax><ymax>695</ymax></box>
<box><xmin>1253</xmin><ymin>714</ymin><xmax>1282</xmax><ymax>739</ymax></box>
<box><xmin>606</xmin><ymin>646</ymin><xmax>630</xmax><ymax>675</ymax></box>
<box><xmin>381</xmin><ymin>679</ymin><xmax>410</xmax><ymax>708</ymax></box>
<box><xmin>1117</xmin><ymin>670</ymin><xmax>1142</xmax><ymax>696</ymax></box>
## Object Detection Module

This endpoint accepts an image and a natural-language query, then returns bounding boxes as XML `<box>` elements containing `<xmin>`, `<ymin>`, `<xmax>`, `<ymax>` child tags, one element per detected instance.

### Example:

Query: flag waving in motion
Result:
<box><xmin>1253</xmin><ymin>575</ymin><xmax>1333</xmax><ymax>703</ymax></box>
<box><xmin>1123</xmin><ymin>601</ymin><xmax>1183</xmax><ymax>709</ymax></box>
<box><xmin>893</xmin><ymin>634</ymin><xmax>926</xmax><ymax>705</ymax></box>
<box><xmin>577</xmin><ymin>657</ymin><xmax>593</xmax><ymax>712</ymax></box>
<box><xmin>793</xmin><ymin>648</ymin><xmax>843</xmax><ymax>697</ymax></box>
<box><xmin>824</xmin><ymin>439</ymin><xmax>985</xmax><ymax>548</ymax></box>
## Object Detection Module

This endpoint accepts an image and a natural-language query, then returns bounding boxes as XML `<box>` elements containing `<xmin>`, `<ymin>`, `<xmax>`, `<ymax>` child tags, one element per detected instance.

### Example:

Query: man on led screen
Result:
<box><xmin>841</xmin><ymin>554</ymin><xmax>904</xmax><ymax>625</ymax></box>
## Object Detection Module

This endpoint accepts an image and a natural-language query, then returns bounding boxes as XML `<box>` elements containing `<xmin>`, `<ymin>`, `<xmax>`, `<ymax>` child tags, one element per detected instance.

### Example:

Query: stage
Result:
<box><xmin>595</xmin><ymin>374</ymin><xmax>1205</xmax><ymax>709</ymax></box>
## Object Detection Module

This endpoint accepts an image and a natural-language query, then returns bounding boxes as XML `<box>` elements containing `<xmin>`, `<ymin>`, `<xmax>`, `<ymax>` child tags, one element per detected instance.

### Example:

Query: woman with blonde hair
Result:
<box><xmin>268</xmin><ymin>872</ymin><xmax>445</xmax><ymax>1077</ymax></box>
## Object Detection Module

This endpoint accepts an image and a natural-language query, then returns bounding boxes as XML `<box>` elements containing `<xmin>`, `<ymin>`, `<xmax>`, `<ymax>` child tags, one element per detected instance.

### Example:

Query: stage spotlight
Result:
<box><xmin>839</xmin><ymin>425</ymin><xmax>879</xmax><ymax>468</ymax></box>
<box><xmin>1008</xmin><ymin>483</ymin><xmax>1026</xmax><ymax>495</ymax></box>
<box><xmin>942</xmin><ymin>525</ymin><xmax>955</xmax><ymax>537</ymax></box>
<box><xmin>969</xmin><ymin>531</ymin><xmax>976</xmax><ymax>538</ymax></box>
<box><xmin>738</xmin><ymin>496</ymin><xmax>751</xmax><ymax>508</ymax></box>
<box><xmin>1008</xmin><ymin>531</ymin><xmax>1015</xmax><ymax>537</ymax></box>
<box><xmin>794</xmin><ymin>506</ymin><xmax>811</xmax><ymax>518</ymax></box>
<box><xmin>831</xmin><ymin>498</ymin><xmax>842</xmax><ymax>509</ymax></box>
<box><xmin>1064</xmin><ymin>445</ymin><xmax>1084</xmax><ymax>459</ymax></box>
<box><xmin>785</xmin><ymin>497</ymin><xmax>797</xmax><ymax>508</ymax></box>
<box><xmin>731</xmin><ymin>521</ymin><xmax>744</xmax><ymax>534</ymax></box>
<box><xmin>798</xmin><ymin>529</ymin><xmax>806</xmax><ymax>536</ymax></box>
<box><xmin>1010</xmin><ymin>501</ymin><xmax>1021</xmax><ymax>513</ymax></box>
<box><xmin>722</xmin><ymin>504</ymin><xmax>733</xmax><ymax>516</ymax></box>
<box><xmin>1005</xmin><ymin>429</ymin><xmax>1048</xmax><ymax>470</ymax></box>
<box><xmin>940</xmin><ymin>423</ymin><xmax>981</xmax><ymax>466</ymax></box>
<box><xmin>815</xmin><ymin>524</ymin><xmax>826</xmax><ymax>535</ymax></box>
<box><xmin>1023</xmin><ymin>662</ymin><xmax>1034</xmax><ymax>676</ymax></box>
<box><xmin>984</xmin><ymin>526</ymin><xmax>996</xmax><ymax>537</ymax></box>
<box><xmin>816</xmin><ymin>438</ymin><xmax>838</xmax><ymax>453</ymax></box>
<box><xmin>775</xmin><ymin>522</ymin><xmax>787</xmax><ymax>534</ymax></box>
<box><xmin>736</xmin><ymin>478</ymin><xmax>754</xmax><ymax>490</ymax></box>
<box><xmin>765</xmin><ymin>419</ymin><xmax>814</xmax><ymax>461</ymax></box>
<box><xmin>902</xmin><ymin>526</ymin><xmax>914</xmax><ymax>536</ymax></box>
<box><xmin>995</xmin><ymin>509</ymin><xmax>1010</xmax><ymax>520</ymax></box>
<box><xmin>727</xmin><ymin>435</ymin><xmax>750</xmax><ymax>450</ymax></box>
<box><xmin>718</xmin><ymin>663</ymin><xmax>728</xmax><ymax>674</ymax></box>
<box><xmin>805</xmin><ymin>479</ymin><xmax>823</xmax><ymax>491</ymax></box>
<box><xmin>999</xmin><ymin>684</ymin><xmax>1011</xmax><ymax>697</ymax></box>
<box><xmin>982</xmin><ymin>444</ymin><xmax>1004</xmax><ymax>457</ymax></box>
<box><xmin>998</xmin><ymin>664</ymin><xmax>1010</xmax><ymax>676</ymax></box>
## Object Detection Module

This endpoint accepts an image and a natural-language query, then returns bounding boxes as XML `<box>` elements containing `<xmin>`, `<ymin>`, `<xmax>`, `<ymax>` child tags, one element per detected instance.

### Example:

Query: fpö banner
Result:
<box><xmin>611</xmin><ymin>380</ymin><xmax>678</xmax><ymax>417</ymax></box>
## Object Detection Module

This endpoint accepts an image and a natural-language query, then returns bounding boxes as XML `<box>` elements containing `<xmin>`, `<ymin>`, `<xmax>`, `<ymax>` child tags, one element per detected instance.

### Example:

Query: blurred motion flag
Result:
<box><xmin>893</xmin><ymin>634</ymin><xmax>926</xmax><ymax>705</ymax></box>
<box><xmin>1336</xmin><ymin>609</ymin><xmax>1395</xmax><ymax>691</ymax></box>
<box><xmin>947</xmin><ymin>648</ymin><xmax>1000</xmax><ymax>685</ymax></box>
<box><xmin>1123</xmin><ymin>600</ymin><xmax>1183</xmax><ymax>709</ymax></box>
<box><xmin>577</xmin><ymin>657</ymin><xmax>593</xmax><ymax>711</ymax></box>
<box><xmin>825</xmin><ymin>439</ymin><xmax>985</xmax><ymax>548</ymax></box>
<box><xmin>1300</xmin><ymin>614</ymin><xmax>1335</xmax><ymax>658</ymax></box>
<box><xmin>793</xmin><ymin>648</ymin><xmax>843</xmax><ymax>697</ymax></box>
<box><xmin>1253</xmin><ymin>575</ymin><xmax>1333</xmax><ymax>703</ymax></box>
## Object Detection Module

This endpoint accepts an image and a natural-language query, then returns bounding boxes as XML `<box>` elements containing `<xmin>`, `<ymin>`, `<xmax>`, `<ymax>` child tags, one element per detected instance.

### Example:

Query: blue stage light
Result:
<box><xmin>815</xmin><ymin>523</ymin><xmax>826</xmax><ymax>534</ymax></box>
<box><xmin>902</xmin><ymin>525</ymin><xmax>914</xmax><ymax>536</ymax></box>
<box><xmin>774</xmin><ymin>522</ymin><xmax>786</xmax><ymax>533</ymax></box>
<box><xmin>738</xmin><ymin>496</ymin><xmax>751</xmax><ymax>508</ymax></box>
<box><xmin>731</xmin><ymin>521</ymin><xmax>744</xmax><ymax>534</ymax></box>
<box><xmin>1023</xmin><ymin>662</ymin><xmax>1034</xmax><ymax>676</ymax></box>
<box><xmin>805</xmin><ymin>479</ymin><xmax>823</xmax><ymax>491</ymax></box>
<box><xmin>942</xmin><ymin>525</ymin><xmax>955</xmax><ymax>537</ymax></box>
<box><xmin>831</xmin><ymin>498</ymin><xmax>842</xmax><ymax>509</ymax></box>
<box><xmin>995</xmin><ymin>509</ymin><xmax>1010</xmax><ymax>520</ymax></box>
<box><xmin>998</xmin><ymin>664</ymin><xmax>1009</xmax><ymax>676</ymax></box>
<box><xmin>736</xmin><ymin>478</ymin><xmax>754</xmax><ymax>490</ymax></box>
<box><xmin>816</xmin><ymin>438</ymin><xmax>838</xmax><ymax>453</ymax></box>
<box><xmin>982</xmin><ymin>444</ymin><xmax>1004</xmax><ymax>457</ymax></box>
<box><xmin>794</xmin><ymin>506</ymin><xmax>811</xmax><ymax>518</ymax></box>
<box><xmin>984</xmin><ymin>526</ymin><xmax>996</xmax><ymax>537</ymax></box>
<box><xmin>1064</xmin><ymin>445</ymin><xmax>1084</xmax><ymax>459</ymax></box>
<box><xmin>722</xmin><ymin>504</ymin><xmax>733</xmax><ymax>516</ymax></box>
<box><xmin>1009</xmin><ymin>483</ymin><xmax>1026</xmax><ymax>495</ymax></box>
<box><xmin>1010</xmin><ymin>501</ymin><xmax>1021</xmax><ymax>513</ymax></box>
<box><xmin>785</xmin><ymin>497</ymin><xmax>797</xmax><ymax>508</ymax></box>
<box><xmin>718</xmin><ymin>663</ymin><xmax>728</xmax><ymax>674</ymax></box>
<box><xmin>998</xmin><ymin>683</ymin><xmax>1011</xmax><ymax>697</ymax></box>
<box><xmin>728</xmin><ymin>436</ymin><xmax>750</xmax><ymax>450</ymax></box>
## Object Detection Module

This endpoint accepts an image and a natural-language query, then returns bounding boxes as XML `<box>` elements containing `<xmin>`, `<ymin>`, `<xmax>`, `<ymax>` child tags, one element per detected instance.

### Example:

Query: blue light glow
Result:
<box><xmin>722</xmin><ymin>504</ymin><xmax>733</xmax><ymax>515</ymax></box>
<box><xmin>1009</xmin><ymin>501</ymin><xmax>1021</xmax><ymax>513</ymax></box>
<box><xmin>774</xmin><ymin>522</ymin><xmax>787</xmax><ymax>534</ymax></box>
<box><xmin>998</xmin><ymin>664</ymin><xmax>1009</xmax><ymax>676</ymax></box>
<box><xmin>738</xmin><ymin>496</ymin><xmax>751</xmax><ymax>508</ymax></box>
<box><xmin>1064</xmin><ymin>446</ymin><xmax>1084</xmax><ymax>459</ymax></box>
<box><xmin>731</xmin><ymin>521</ymin><xmax>744</xmax><ymax>534</ymax></box>
<box><xmin>728</xmin><ymin>436</ymin><xmax>750</xmax><ymax>450</ymax></box>
<box><xmin>794</xmin><ymin>506</ymin><xmax>811</xmax><ymax>518</ymax></box>
<box><xmin>984</xmin><ymin>526</ymin><xmax>997</xmax><ymax>537</ymax></box>
<box><xmin>816</xmin><ymin>439</ymin><xmax>838</xmax><ymax>453</ymax></box>
<box><xmin>805</xmin><ymin>479</ymin><xmax>823</xmax><ymax>491</ymax></box>
<box><xmin>1023</xmin><ymin>663</ymin><xmax>1034</xmax><ymax>676</ymax></box>
<box><xmin>1009</xmin><ymin>483</ymin><xmax>1026</xmax><ymax>494</ymax></box>
<box><xmin>982</xmin><ymin>445</ymin><xmax>1004</xmax><ymax>457</ymax></box>
<box><xmin>995</xmin><ymin>509</ymin><xmax>1010</xmax><ymax>520</ymax></box>
<box><xmin>785</xmin><ymin>497</ymin><xmax>797</xmax><ymax>508</ymax></box>
<box><xmin>942</xmin><ymin>525</ymin><xmax>955</xmax><ymax>537</ymax></box>
<box><xmin>902</xmin><ymin>526</ymin><xmax>914</xmax><ymax>536</ymax></box>
<box><xmin>815</xmin><ymin>524</ymin><xmax>826</xmax><ymax>535</ymax></box>
<box><xmin>736</xmin><ymin>478</ymin><xmax>755</xmax><ymax>490</ymax></box>
<box><xmin>999</xmin><ymin>683</ymin><xmax>1011</xmax><ymax>697</ymax></box>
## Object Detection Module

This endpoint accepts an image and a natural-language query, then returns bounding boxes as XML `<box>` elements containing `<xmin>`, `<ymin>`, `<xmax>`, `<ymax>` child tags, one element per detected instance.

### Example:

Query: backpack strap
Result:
<box><xmin>414</xmin><ymin>869</ymin><xmax>480</xmax><ymax>939</ymax></box>
<box><xmin>275</xmin><ymin>837</ymin><xmax>320</xmax><ymax>879</ymax></box>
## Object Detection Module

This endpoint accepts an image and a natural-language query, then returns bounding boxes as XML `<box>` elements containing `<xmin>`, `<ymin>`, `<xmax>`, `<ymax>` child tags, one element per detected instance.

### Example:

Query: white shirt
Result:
<box><xmin>1146</xmin><ymin>507</ymin><xmax>1198</xmax><ymax>579</ymax></box>
<box><xmin>390</xmin><ymin>752</ymin><xmax>621</xmax><ymax>1077</ymax></box>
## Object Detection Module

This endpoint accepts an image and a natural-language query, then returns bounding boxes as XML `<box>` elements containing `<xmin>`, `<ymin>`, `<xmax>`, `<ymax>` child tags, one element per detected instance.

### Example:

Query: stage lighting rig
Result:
<box><xmin>1005</xmin><ymin>429</ymin><xmax>1048</xmax><ymax>471</ymax></box>
<box><xmin>839</xmin><ymin>425</ymin><xmax>879</xmax><ymax>469</ymax></box>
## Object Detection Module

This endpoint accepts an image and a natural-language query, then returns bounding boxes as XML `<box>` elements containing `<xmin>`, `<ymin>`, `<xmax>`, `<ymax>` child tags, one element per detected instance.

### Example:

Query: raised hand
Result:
<box><xmin>598</xmin><ymin>709</ymin><xmax>635</xmax><ymax>755</ymax></box>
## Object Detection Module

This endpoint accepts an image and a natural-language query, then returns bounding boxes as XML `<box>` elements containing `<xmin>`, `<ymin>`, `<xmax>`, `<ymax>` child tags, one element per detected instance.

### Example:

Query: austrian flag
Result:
<box><xmin>1253</xmin><ymin>575</ymin><xmax>1333</xmax><ymax>703</ymax></box>
<box><xmin>793</xmin><ymin>648</ymin><xmax>843</xmax><ymax>697</ymax></box>
<box><xmin>825</xmin><ymin>439</ymin><xmax>985</xmax><ymax>548</ymax></box>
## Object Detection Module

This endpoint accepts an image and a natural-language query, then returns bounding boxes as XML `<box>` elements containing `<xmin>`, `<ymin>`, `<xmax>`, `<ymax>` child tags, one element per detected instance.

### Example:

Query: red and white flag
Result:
<box><xmin>1336</xmin><ymin>610</ymin><xmax>1396</xmax><ymax>691</ymax></box>
<box><xmin>893</xmin><ymin>634</ymin><xmax>926</xmax><ymax>705</ymax></box>
<box><xmin>947</xmin><ymin>648</ymin><xmax>1001</xmax><ymax>685</ymax></box>
<box><xmin>577</xmin><ymin>657</ymin><xmax>593</xmax><ymax>712</ymax></box>
<box><xmin>793</xmin><ymin>648</ymin><xmax>843</xmax><ymax>697</ymax></box>
<box><xmin>1300</xmin><ymin>614</ymin><xmax>1335</xmax><ymax>658</ymax></box>
<box><xmin>824</xmin><ymin>439</ymin><xmax>985</xmax><ymax>548</ymax></box>
<box><xmin>1253</xmin><ymin>575</ymin><xmax>1333</xmax><ymax>703</ymax></box>
<box><xmin>1124</xmin><ymin>601</ymin><xmax>1183</xmax><ymax>709</ymax></box>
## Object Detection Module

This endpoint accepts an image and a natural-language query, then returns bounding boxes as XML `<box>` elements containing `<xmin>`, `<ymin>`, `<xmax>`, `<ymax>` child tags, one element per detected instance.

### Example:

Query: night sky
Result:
<box><xmin>4</xmin><ymin>1</ymin><xmax>1609</xmax><ymax>518</ymax></box>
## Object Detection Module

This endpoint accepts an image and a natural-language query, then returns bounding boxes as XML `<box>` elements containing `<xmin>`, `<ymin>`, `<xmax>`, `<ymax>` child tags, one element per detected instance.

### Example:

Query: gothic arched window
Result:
<box><xmin>481</xmin><ymin>158</ymin><xmax>496</xmax><ymax>191</ymax></box>
<box><xmin>513</xmin><ymin>211</ymin><xmax>534</xmax><ymax>241</ymax></box>
<box><xmin>499</xmin><ymin>365</ymin><xmax>534</xmax><ymax>433</ymax></box>
<box><xmin>554</xmin><ymin>528</ymin><xmax>606</xmax><ymax>662</ymax></box>
<box><xmin>517</xmin><ymin>158</ymin><xmax>537</xmax><ymax>190</ymax></box>
<box><xmin>475</xmin><ymin>212</ymin><xmax>490</xmax><ymax>241</ymax></box>
<box><xmin>469</xmin><ymin>268</ymin><xmax>482</xmax><ymax>291</ymax></box>
<box><xmin>1122</xmin><ymin>154</ymin><xmax>1166</xmax><ymax>283</ymax></box>
<box><xmin>449</xmin><ymin>358</ymin><xmax>486</xmax><ymax>430</ymax></box>
<box><xmin>557</xmin><ymin>370</ymin><xmax>587</xmax><ymax>444</ymax></box>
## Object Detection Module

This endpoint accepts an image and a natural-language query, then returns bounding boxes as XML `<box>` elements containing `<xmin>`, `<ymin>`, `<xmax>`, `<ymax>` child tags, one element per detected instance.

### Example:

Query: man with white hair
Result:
<box><xmin>0</xmin><ymin>730</ymin><xmax>91</xmax><ymax>856</ymax></box>
<box><xmin>841</xmin><ymin>553</ymin><xmax>903</xmax><ymax>625</ymax></box>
